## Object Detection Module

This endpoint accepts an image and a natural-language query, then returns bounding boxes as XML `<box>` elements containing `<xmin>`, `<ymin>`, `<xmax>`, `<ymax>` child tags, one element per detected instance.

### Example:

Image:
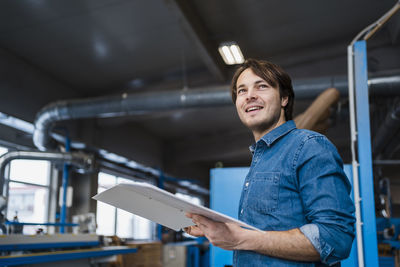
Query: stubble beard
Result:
<box><xmin>243</xmin><ymin>109</ymin><xmax>283</xmax><ymax>138</ymax></box>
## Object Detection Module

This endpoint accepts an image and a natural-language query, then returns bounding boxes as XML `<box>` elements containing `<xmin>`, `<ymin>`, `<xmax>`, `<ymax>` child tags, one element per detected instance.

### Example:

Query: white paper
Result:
<box><xmin>93</xmin><ymin>182</ymin><xmax>260</xmax><ymax>232</ymax></box>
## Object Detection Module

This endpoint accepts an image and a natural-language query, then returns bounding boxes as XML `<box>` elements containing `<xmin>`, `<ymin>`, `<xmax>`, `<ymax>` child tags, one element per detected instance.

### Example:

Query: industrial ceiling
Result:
<box><xmin>0</xmin><ymin>0</ymin><xmax>399</xmax><ymax>186</ymax></box>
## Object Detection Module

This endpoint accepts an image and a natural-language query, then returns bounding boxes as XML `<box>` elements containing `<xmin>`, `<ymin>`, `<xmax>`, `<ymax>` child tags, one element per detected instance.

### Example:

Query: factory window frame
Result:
<box><xmin>175</xmin><ymin>192</ymin><xmax>203</xmax><ymax>239</ymax></box>
<box><xmin>96</xmin><ymin>172</ymin><xmax>156</xmax><ymax>240</ymax></box>
<box><xmin>175</xmin><ymin>192</ymin><xmax>203</xmax><ymax>206</ymax></box>
<box><xmin>0</xmin><ymin>146</ymin><xmax>7</xmax><ymax>158</ymax></box>
<box><xmin>1</xmin><ymin>148</ymin><xmax>52</xmax><ymax>235</ymax></box>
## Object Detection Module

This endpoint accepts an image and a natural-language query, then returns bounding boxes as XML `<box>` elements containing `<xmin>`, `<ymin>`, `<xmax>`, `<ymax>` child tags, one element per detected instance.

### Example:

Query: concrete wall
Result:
<box><xmin>0</xmin><ymin>47</ymin><xmax>164</xmax><ymax>173</ymax></box>
<box><xmin>0</xmin><ymin>47</ymin><xmax>79</xmax><ymax>122</ymax></box>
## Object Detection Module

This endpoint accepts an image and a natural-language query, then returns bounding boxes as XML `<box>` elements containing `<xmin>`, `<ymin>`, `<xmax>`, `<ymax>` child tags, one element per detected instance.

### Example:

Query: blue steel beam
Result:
<box><xmin>0</xmin><ymin>246</ymin><xmax>137</xmax><ymax>266</ymax></box>
<box><xmin>354</xmin><ymin>40</ymin><xmax>379</xmax><ymax>267</ymax></box>
<box><xmin>5</xmin><ymin>222</ymin><xmax>78</xmax><ymax>227</ymax></box>
<box><xmin>0</xmin><ymin>241</ymin><xmax>100</xmax><ymax>252</ymax></box>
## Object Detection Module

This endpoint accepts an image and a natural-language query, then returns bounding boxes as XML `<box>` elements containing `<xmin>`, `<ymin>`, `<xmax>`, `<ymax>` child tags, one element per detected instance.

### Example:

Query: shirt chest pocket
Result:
<box><xmin>247</xmin><ymin>172</ymin><xmax>280</xmax><ymax>213</ymax></box>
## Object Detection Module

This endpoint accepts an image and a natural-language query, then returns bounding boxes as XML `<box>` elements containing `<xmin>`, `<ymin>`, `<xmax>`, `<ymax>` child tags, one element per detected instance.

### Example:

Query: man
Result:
<box><xmin>185</xmin><ymin>59</ymin><xmax>355</xmax><ymax>266</ymax></box>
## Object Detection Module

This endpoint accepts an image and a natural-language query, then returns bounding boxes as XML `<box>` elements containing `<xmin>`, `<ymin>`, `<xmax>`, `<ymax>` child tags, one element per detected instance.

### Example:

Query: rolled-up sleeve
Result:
<box><xmin>294</xmin><ymin>135</ymin><xmax>356</xmax><ymax>265</ymax></box>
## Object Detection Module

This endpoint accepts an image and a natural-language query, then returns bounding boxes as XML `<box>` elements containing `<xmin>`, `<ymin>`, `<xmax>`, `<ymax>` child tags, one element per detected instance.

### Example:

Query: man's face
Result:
<box><xmin>235</xmin><ymin>68</ymin><xmax>287</xmax><ymax>137</ymax></box>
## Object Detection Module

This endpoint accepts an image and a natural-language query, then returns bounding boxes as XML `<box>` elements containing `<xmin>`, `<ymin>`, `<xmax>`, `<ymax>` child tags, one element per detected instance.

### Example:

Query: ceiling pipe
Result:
<box><xmin>292</xmin><ymin>74</ymin><xmax>400</xmax><ymax>98</ymax></box>
<box><xmin>33</xmin><ymin>73</ymin><xmax>400</xmax><ymax>151</ymax></box>
<box><xmin>372</xmin><ymin>104</ymin><xmax>400</xmax><ymax>158</ymax></box>
<box><xmin>0</xmin><ymin>151</ymin><xmax>94</xmax><ymax>195</ymax></box>
<box><xmin>30</xmin><ymin>73</ymin><xmax>400</xmax><ymax>196</ymax></box>
<box><xmin>33</xmin><ymin>87</ymin><xmax>231</xmax><ymax>151</ymax></box>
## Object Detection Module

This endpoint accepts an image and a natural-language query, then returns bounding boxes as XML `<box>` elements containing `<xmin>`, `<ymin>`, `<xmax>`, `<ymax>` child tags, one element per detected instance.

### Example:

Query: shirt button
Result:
<box><xmin>245</xmin><ymin>182</ymin><xmax>249</xmax><ymax>187</ymax></box>
<box><xmin>241</xmin><ymin>209</ymin><xmax>244</xmax><ymax>214</ymax></box>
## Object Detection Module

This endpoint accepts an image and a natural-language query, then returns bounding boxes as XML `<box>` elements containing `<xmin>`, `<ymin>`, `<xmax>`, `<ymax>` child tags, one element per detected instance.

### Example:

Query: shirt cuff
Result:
<box><xmin>300</xmin><ymin>224</ymin><xmax>336</xmax><ymax>265</ymax></box>
<box><xmin>300</xmin><ymin>224</ymin><xmax>322</xmax><ymax>256</ymax></box>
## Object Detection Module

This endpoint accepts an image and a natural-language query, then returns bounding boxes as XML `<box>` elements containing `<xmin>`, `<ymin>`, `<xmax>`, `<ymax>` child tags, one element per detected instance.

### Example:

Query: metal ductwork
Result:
<box><xmin>33</xmin><ymin>87</ymin><xmax>232</xmax><ymax>150</ymax></box>
<box><xmin>368</xmin><ymin>75</ymin><xmax>400</xmax><ymax>96</ymax></box>
<box><xmin>292</xmin><ymin>74</ymin><xmax>400</xmax><ymax>98</ymax></box>
<box><xmin>372</xmin><ymin>104</ymin><xmax>400</xmax><ymax>158</ymax></box>
<box><xmin>33</xmin><ymin>73</ymin><xmax>400</xmax><ymax>151</ymax></box>
<box><xmin>0</xmin><ymin>151</ymin><xmax>94</xmax><ymax>195</ymax></box>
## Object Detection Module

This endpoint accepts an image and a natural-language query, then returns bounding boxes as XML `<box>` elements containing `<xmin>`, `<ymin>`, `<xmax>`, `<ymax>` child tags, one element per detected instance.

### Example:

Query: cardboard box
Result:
<box><xmin>119</xmin><ymin>241</ymin><xmax>162</xmax><ymax>267</ymax></box>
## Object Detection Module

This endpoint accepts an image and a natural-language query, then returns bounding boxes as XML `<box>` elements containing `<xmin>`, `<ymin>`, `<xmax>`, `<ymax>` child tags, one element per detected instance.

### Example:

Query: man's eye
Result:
<box><xmin>259</xmin><ymin>84</ymin><xmax>268</xmax><ymax>89</ymax></box>
<box><xmin>237</xmin><ymin>89</ymin><xmax>246</xmax><ymax>94</ymax></box>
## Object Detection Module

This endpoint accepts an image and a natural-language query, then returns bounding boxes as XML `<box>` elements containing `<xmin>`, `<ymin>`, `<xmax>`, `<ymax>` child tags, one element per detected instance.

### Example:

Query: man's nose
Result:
<box><xmin>246</xmin><ymin>88</ymin><xmax>257</xmax><ymax>100</ymax></box>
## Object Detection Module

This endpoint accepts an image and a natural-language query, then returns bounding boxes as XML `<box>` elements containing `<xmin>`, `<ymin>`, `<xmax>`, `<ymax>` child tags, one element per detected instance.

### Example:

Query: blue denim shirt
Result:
<box><xmin>234</xmin><ymin>120</ymin><xmax>355</xmax><ymax>266</ymax></box>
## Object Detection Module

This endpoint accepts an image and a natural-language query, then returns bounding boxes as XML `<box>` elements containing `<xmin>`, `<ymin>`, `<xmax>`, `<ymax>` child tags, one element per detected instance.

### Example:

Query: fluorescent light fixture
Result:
<box><xmin>218</xmin><ymin>42</ymin><xmax>244</xmax><ymax>65</ymax></box>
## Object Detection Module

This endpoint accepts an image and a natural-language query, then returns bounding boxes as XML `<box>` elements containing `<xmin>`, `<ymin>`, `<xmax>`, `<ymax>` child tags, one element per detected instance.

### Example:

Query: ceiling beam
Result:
<box><xmin>165</xmin><ymin>0</ymin><xmax>227</xmax><ymax>82</ymax></box>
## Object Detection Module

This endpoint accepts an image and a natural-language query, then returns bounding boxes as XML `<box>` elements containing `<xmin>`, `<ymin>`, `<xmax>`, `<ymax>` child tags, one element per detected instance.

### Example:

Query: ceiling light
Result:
<box><xmin>218</xmin><ymin>42</ymin><xmax>244</xmax><ymax>65</ymax></box>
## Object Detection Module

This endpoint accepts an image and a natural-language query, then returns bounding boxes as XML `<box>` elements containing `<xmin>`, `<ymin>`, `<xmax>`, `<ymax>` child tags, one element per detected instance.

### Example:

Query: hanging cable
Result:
<box><xmin>351</xmin><ymin>1</ymin><xmax>400</xmax><ymax>46</ymax></box>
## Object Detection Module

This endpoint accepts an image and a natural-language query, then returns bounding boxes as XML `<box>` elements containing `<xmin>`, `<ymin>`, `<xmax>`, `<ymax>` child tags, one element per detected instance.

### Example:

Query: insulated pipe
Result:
<box><xmin>33</xmin><ymin>87</ymin><xmax>232</xmax><ymax>150</ymax></box>
<box><xmin>372</xmin><ymin>105</ymin><xmax>400</xmax><ymax>158</ymax></box>
<box><xmin>293</xmin><ymin>74</ymin><xmax>400</xmax><ymax>98</ymax></box>
<box><xmin>292</xmin><ymin>76</ymin><xmax>348</xmax><ymax>98</ymax></box>
<box><xmin>0</xmin><ymin>151</ymin><xmax>94</xmax><ymax>195</ymax></box>
<box><xmin>33</xmin><ymin>75</ymin><xmax>400</xmax><ymax>151</ymax></box>
<box><xmin>368</xmin><ymin>76</ymin><xmax>400</xmax><ymax>96</ymax></box>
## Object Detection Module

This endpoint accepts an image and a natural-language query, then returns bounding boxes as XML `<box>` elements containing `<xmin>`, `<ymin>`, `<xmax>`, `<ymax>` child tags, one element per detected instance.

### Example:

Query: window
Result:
<box><xmin>175</xmin><ymin>192</ymin><xmax>202</xmax><ymax>206</ymax></box>
<box><xmin>0</xmin><ymin>147</ymin><xmax>7</xmax><ymax>157</ymax></box>
<box><xmin>175</xmin><ymin>192</ymin><xmax>203</xmax><ymax>239</ymax></box>
<box><xmin>2</xmin><ymin>149</ymin><xmax>52</xmax><ymax>235</ymax></box>
<box><xmin>96</xmin><ymin>172</ymin><xmax>156</xmax><ymax>239</ymax></box>
<box><xmin>96</xmin><ymin>173</ymin><xmax>116</xmax><ymax>236</ymax></box>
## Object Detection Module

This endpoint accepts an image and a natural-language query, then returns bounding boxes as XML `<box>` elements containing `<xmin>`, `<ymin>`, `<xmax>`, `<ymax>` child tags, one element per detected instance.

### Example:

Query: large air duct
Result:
<box><xmin>33</xmin><ymin>87</ymin><xmax>231</xmax><ymax>150</ymax></box>
<box><xmin>0</xmin><ymin>151</ymin><xmax>94</xmax><ymax>195</ymax></box>
<box><xmin>33</xmin><ymin>74</ymin><xmax>400</xmax><ymax>151</ymax></box>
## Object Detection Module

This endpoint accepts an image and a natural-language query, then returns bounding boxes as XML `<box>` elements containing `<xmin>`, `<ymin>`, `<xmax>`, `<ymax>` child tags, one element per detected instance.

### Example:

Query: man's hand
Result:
<box><xmin>184</xmin><ymin>213</ymin><xmax>320</xmax><ymax>262</ymax></box>
<box><xmin>183</xmin><ymin>219</ymin><xmax>204</xmax><ymax>237</ymax></box>
<box><xmin>184</xmin><ymin>213</ymin><xmax>248</xmax><ymax>250</ymax></box>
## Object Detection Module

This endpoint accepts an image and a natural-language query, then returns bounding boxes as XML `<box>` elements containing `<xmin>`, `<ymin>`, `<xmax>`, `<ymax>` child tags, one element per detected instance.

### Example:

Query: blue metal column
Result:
<box><xmin>210</xmin><ymin>167</ymin><xmax>248</xmax><ymax>267</ymax></box>
<box><xmin>187</xmin><ymin>245</ymin><xmax>200</xmax><ymax>267</ymax></box>
<box><xmin>60</xmin><ymin>137</ymin><xmax>70</xmax><ymax>233</ymax></box>
<box><xmin>354</xmin><ymin>40</ymin><xmax>379</xmax><ymax>266</ymax></box>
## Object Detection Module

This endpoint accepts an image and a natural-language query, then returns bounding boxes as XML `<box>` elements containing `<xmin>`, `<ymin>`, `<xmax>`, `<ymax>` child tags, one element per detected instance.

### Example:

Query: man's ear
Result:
<box><xmin>281</xmin><ymin>96</ymin><xmax>288</xmax><ymax>107</ymax></box>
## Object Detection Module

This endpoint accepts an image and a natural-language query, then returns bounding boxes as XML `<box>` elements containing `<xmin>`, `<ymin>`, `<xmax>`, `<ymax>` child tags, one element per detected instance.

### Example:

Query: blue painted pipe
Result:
<box><xmin>60</xmin><ymin>137</ymin><xmax>71</xmax><ymax>233</ymax></box>
<box><xmin>5</xmin><ymin>221</ymin><xmax>78</xmax><ymax>227</ymax></box>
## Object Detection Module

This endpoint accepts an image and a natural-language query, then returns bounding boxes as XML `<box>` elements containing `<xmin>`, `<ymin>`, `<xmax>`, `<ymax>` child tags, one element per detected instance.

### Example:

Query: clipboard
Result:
<box><xmin>93</xmin><ymin>182</ymin><xmax>260</xmax><ymax>232</ymax></box>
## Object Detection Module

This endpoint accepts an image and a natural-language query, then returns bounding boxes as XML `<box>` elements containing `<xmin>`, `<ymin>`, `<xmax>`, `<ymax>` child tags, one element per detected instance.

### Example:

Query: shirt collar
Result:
<box><xmin>249</xmin><ymin>120</ymin><xmax>297</xmax><ymax>152</ymax></box>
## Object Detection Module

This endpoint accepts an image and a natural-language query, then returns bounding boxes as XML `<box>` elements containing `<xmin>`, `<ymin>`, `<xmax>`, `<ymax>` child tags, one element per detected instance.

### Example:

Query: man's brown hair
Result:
<box><xmin>231</xmin><ymin>58</ymin><xmax>295</xmax><ymax>121</ymax></box>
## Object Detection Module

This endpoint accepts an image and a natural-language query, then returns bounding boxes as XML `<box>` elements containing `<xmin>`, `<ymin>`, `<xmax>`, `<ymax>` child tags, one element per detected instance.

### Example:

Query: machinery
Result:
<box><xmin>0</xmin><ymin>234</ymin><xmax>137</xmax><ymax>266</ymax></box>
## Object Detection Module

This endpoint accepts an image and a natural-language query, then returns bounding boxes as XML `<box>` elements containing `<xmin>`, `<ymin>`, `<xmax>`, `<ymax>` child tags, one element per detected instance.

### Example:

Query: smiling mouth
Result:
<box><xmin>245</xmin><ymin>106</ymin><xmax>263</xmax><ymax>113</ymax></box>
